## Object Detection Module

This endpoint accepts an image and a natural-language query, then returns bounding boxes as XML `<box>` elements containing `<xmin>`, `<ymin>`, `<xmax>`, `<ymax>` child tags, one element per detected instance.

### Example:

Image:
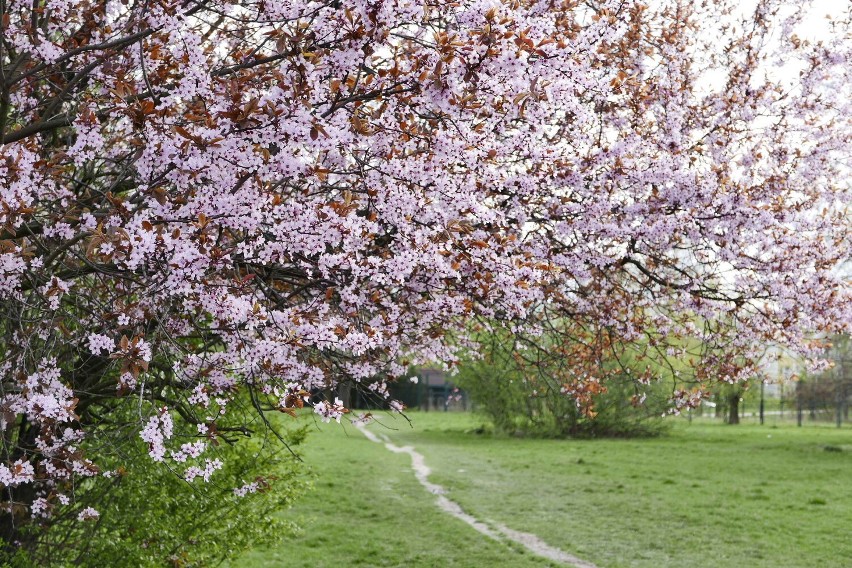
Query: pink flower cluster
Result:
<box><xmin>140</xmin><ymin>409</ymin><xmax>174</xmax><ymax>462</ymax></box>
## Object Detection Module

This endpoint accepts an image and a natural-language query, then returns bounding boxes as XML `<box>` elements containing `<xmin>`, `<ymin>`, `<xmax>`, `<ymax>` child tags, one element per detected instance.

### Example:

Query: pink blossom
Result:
<box><xmin>77</xmin><ymin>507</ymin><xmax>100</xmax><ymax>521</ymax></box>
<box><xmin>314</xmin><ymin>398</ymin><xmax>348</xmax><ymax>423</ymax></box>
<box><xmin>140</xmin><ymin>409</ymin><xmax>174</xmax><ymax>462</ymax></box>
<box><xmin>87</xmin><ymin>334</ymin><xmax>115</xmax><ymax>356</ymax></box>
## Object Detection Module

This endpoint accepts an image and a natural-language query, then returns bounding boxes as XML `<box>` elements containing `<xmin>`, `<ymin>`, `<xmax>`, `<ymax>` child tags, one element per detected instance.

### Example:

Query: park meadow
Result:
<box><xmin>235</xmin><ymin>411</ymin><xmax>852</xmax><ymax>568</ymax></box>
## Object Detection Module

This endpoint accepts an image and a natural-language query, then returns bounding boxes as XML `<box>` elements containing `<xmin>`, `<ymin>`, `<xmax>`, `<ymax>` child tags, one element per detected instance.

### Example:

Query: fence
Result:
<box><xmin>688</xmin><ymin>378</ymin><xmax>852</xmax><ymax>427</ymax></box>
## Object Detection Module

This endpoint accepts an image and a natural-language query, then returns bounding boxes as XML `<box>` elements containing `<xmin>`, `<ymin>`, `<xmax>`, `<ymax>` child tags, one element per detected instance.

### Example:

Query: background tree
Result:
<box><xmin>0</xmin><ymin>0</ymin><xmax>849</xmax><ymax>560</ymax></box>
<box><xmin>794</xmin><ymin>334</ymin><xmax>852</xmax><ymax>425</ymax></box>
<box><xmin>455</xmin><ymin>323</ymin><xmax>672</xmax><ymax>438</ymax></box>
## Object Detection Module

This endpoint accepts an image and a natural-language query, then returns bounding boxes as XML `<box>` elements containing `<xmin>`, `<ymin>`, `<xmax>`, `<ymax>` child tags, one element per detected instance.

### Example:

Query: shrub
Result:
<box><xmin>455</xmin><ymin>329</ymin><xmax>671</xmax><ymax>438</ymax></box>
<box><xmin>4</xmin><ymin>412</ymin><xmax>309</xmax><ymax>568</ymax></box>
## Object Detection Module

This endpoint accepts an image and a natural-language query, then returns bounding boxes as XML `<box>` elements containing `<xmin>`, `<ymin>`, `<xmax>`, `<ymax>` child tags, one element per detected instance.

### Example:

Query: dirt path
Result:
<box><xmin>357</xmin><ymin>425</ymin><xmax>597</xmax><ymax>568</ymax></box>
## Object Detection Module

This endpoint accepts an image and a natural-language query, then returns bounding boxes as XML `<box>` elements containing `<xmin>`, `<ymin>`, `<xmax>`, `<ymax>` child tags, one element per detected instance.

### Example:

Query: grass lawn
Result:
<box><xmin>234</xmin><ymin>412</ymin><xmax>852</xmax><ymax>567</ymax></box>
<box><xmin>231</xmin><ymin>414</ymin><xmax>555</xmax><ymax>568</ymax></box>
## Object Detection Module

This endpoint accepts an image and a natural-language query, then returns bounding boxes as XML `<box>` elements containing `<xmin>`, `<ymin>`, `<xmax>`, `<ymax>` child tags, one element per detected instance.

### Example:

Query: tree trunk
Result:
<box><xmin>337</xmin><ymin>381</ymin><xmax>352</xmax><ymax>409</ymax></box>
<box><xmin>1</xmin><ymin>420</ymin><xmax>39</xmax><ymax>556</ymax></box>
<box><xmin>727</xmin><ymin>394</ymin><xmax>740</xmax><ymax>425</ymax></box>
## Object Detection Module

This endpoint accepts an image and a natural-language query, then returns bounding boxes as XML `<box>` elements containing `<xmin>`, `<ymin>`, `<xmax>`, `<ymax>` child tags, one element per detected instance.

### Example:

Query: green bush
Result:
<box><xmin>13</xmin><ymin>412</ymin><xmax>309</xmax><ymax>568</ymax></box>
<box><xmin>455</xmin><ymin>329</ymin><xmax>671</xmax><ymax>438</ymax></box>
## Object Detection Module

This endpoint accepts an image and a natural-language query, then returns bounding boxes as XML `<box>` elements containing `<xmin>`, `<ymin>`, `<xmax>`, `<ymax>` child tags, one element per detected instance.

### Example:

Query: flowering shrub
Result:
<box><xmin>1</xmin><ymin>407</ymin><xmax>309</xmax><ymax>567</ymax></box>
<box><xmin>0</xmin><ymin>0</ymin><xmax>849</xmax><ymax>556</ymax></box>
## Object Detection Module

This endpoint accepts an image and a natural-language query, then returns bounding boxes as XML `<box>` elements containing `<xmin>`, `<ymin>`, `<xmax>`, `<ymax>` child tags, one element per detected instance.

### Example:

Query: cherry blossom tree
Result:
<box><xmin>0</xmin><ymin>0</ymin><xmax>849</xmax><ymax>555</ymax></box>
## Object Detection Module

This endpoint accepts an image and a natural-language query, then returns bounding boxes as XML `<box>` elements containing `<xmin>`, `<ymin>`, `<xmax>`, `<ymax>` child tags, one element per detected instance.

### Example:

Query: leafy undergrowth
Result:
<box><xmin>234</xmin><ymin>412</ymin><xmax>852</xmax><ymax>567</ymax></box>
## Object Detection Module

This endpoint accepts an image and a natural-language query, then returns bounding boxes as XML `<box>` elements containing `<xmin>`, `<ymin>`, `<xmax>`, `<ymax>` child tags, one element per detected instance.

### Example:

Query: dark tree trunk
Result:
<box><xmin>337</xmin><ymin>381</ymin><xmax>351</xmax><ymax>409</ymax></box>
<box><xmin>727</xmin><ymin>393</ymin><xmax>740</xmax><ymax>425</ymax></box>
<box><xmin>1</xmin><ymin>420</ymin><xmax>39</xmax><ymax>556</ymax></box>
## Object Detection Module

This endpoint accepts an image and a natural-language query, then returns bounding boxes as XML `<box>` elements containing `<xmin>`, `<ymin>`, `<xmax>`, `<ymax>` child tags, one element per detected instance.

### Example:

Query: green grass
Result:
<box><xmin>230</xmin><ymin>414</ymin><xmax>554</xmax><ymax>568</ymax></box>
<box><xmin>234</xmin><ymin>412</ymin><xmax>852</xmax><ymax>567</ymax></box>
